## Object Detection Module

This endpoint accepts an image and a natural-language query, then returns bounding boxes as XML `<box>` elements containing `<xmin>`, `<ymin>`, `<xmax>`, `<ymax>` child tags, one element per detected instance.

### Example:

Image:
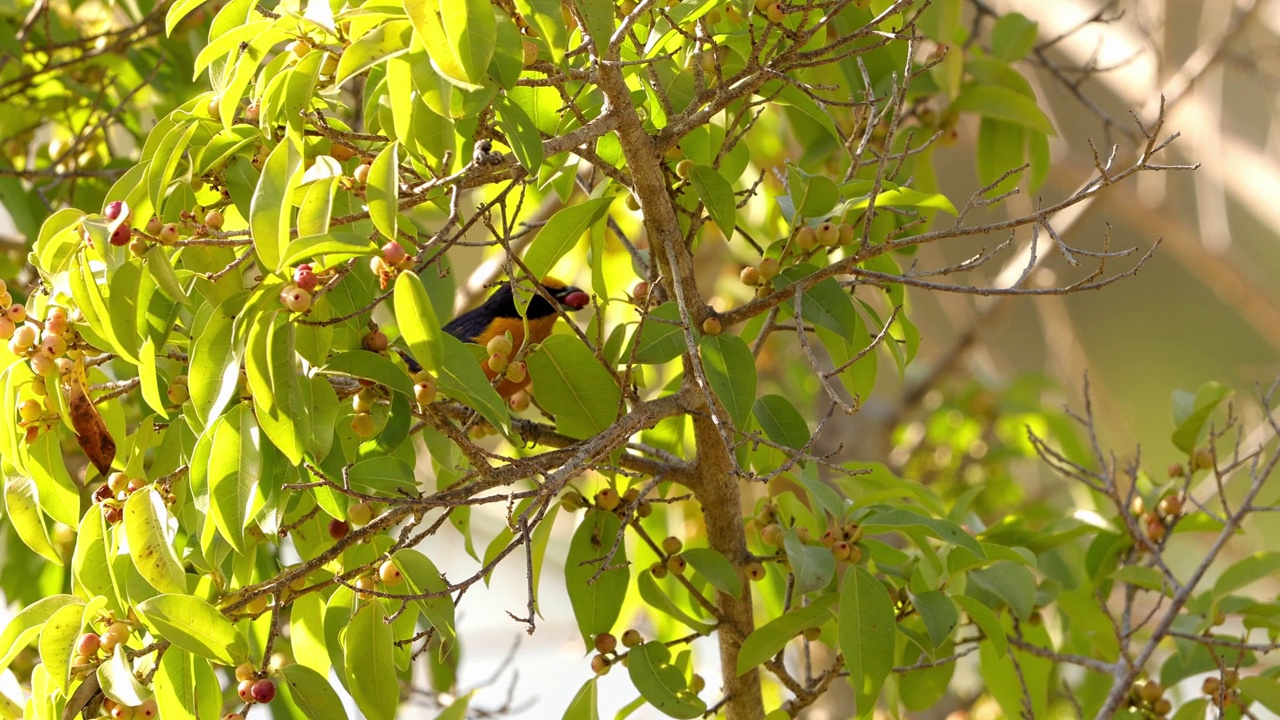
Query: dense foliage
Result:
<box><xmin>1</xmin><ymin>1</ymin><xmax>1278</xmax><ymax>719</ymax></box>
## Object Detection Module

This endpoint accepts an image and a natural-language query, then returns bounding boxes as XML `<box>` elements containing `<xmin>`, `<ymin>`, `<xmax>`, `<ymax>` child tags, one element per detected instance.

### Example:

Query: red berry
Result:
<box><xmin>250</xmin><ymin>678</ymin><xmax>276</xmax><ymax>703</ymax></box>
<box><xmin>104</xmin><ymin>201</ymin><xmax>126</xmax><ymax>222</ymax></box>
<box><xmin>108</xmin><ymin>220</ymin><xmax>132</xmax><ymax>247</ymax></box>
<box><xmin>75</xmin><ymin>633</ymin><xmax>101</xmax><ymax>657</ymax></box>
<box><xmin>328</xmin><ymin>519</ymin><xmax>350</xmax><ymax>540</ymax></box>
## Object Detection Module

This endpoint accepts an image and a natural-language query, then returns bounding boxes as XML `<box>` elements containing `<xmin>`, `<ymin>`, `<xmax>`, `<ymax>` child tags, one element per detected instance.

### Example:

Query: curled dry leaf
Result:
<box><xmin>68</xmin><ymin>362</ymin><xmax>115</xmax><ymax>476</ymax></box>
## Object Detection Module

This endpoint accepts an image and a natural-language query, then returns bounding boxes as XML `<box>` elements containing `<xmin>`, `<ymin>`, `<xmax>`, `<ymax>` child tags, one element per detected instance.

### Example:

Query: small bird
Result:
<box><xmin>407</xmin><ymin>276</ymin><xmax>590</xmax><ymax>398</ymax></box>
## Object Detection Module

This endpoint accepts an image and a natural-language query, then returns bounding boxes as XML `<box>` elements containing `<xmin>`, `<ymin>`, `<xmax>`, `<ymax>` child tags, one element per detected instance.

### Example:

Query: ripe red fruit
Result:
<box><xmin>104</xmin><ymin>201</ymin><xmax>126</xmax><ymax>222</ymax></box>
<box><xmin>250</xmin><ymin>678</ymin><xmax>276</xmax><ymax>703</ymax></box>
<box><xmin>293</xmin><ymin>263</ymin><xmax>319</xmax><ymax>290</ymax></box>
<box><xmin>76</xmin><ymin>633</ymin><xmax>101</xmax><ymax>657</ymax></box>
<box><xmin>328</xmin><ymin>519</ymin><xmax>350</xmax><ymax>540</ymax></box>
<box><xmin>108</xmin><ymin>220</ymin><xmax>132</xmax><ymax>247</ymax></box>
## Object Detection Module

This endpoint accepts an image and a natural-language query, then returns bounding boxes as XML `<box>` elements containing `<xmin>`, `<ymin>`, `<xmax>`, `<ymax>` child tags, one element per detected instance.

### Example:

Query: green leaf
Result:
<box><xmin>636</xmin><ymin>571</ymin><xmax>715</xmax><ymax>634</ymax></box>
<box><xmin>154</xmin><ymin>649</ymin><xmax>222</xmax><ymax>720</ymax></box>
<box><xmin>844</xmin><ymin>182</ymin><xmax>958</xmax><ymax>215</ymax></box>
<box><xmin>136</xmin><ymin>594</ymin><xmax>247</xmax><ymax>666</ymax></box>
<box><xmin>699</xmin><ymin>334</ymin><xmax>755</xmax><ymax>428</ymax></box>
<box><xmin>522</xmin><ymin>198</ymin><xmax>613</xmax><ymax>308</ymax></box>
<box><xmin>860</xmin><ymin>507</ymin><xmax>985</xmax><ymax>557</ymax></box>
<box><xmin>394</xmin><ymin>270</ymin><xmax>445</xmax><ymax>375</ymax></box>
<box><xmin>633</xmin><ymin>303</ymin><xmax>690</xmax><ymax>364</ymax></box>
<box><xmin>279</xmin><ymin>663</ymin><xmax>348</xmax><ymax>720</ymax></box>
<box><xmin>37</xmin><ymin>603</ymin><xmax>84</xmax><ymax>694</ymax></box>
<box><xmin>321</xmin><ymin>350</ymin><xmax>416</xmax><ymax>398</ymax></box>
<box><xmin>565</xmin><ymin>511</ymin><xmax>629</xmax><ymax>649</ymax></box>
<box><xmin>406</xmin><ymin>2</ymin><xmax>480</xmax><ymax>90</ymax></box>
<box><xmin>438</xmin><ymin>332</ymin><xmax>512</xmax><ymax>434</ymax></box>
<box><xmin>783</xmin><ymin>528</ymin><xmax>835</xmax><ymax>596</ymax></box>
<box><xmin>752</xmin><ymin>395</ymin><xmax>810</xmax><ymax>451</ymax></box>
<box><xmin>787</xmin><ymin>165</ymin><xmax>840</xmax><ymax>219</ymax></box>
<box><xmin>838</xmin><ymin>567</ymin><xmax>896</xmax><ymax>717</ymax></box>
<box><xmin>526</xmin><ymin>334</ymin><xmax>620</xmax><ymax>439</ymax></box>
<box><xmin>1214</xmin><ymin>552</ymin><xmax>1280</xmax><ymax>599</ymax></box>
<box><xmin>953</xmin><ymin>595</ymin><xmax>1007</xmax><ymax>656</ymax></box>
<box><xmin>124</xmin><ymin>489</ymin><xmax>187</xmax><ymax>595</ymax></box>
<box><xmin>991</xmin><ymin>13</ymin><xmax>1038</xmax><ymax>62</ymax></box>
<box><xmin>250</xmin><ymin>139</ymin><xmax>301</xmax><ymax>272</ymax></box>
<box><xmin>736</xmin><ymin>594</ymin><xmax>837</xmax><ymax>674</ymax></box>
<box><xmin>687</xmin><ymin>165</ymin><xmax>736</xmax><ymax>238</ymax></box>
<box><xmin>367</xmin><ymin>142</ymin><xmax>400</xmax><ymax>241</ymax></box>
<box><xmin>282</xmin><ymin>232</ymin><xmax>379</xmax><ymax>267</ymax></box>
<box><xmin>968</xmin><ymin>561</ymin><xmax>1036</xmax><ymax>621</ymax></box>
<box><xmin>627</xmin><ymin>642</ymin><xmax>706</xmax><ymax>719</ymax></box>
<box><xmin>494</xmin><ymin>94</ymin><xmax>544</xmax><ymax>173</ymax></box>
<box><xmin>562</xmin><ymin>678</ymin><xmax>599</xmax><ymax>720</ymax></box>
<box><xmin>5</xmin><ymin>476</ymin><xmax>66</xmax><ymax>566</ymax></box>
<box><xmin>335</xmin><ymin>20</ymin><xmax>413</xmax><ymax>89</ymax></box>
<box><xmin>911</xmin><ymin>591</ymin><xmax>958</xmax><ymax>649</ymax></box>
<box><xmin>1171</xmin><ymin>382</ymin><xmax>1233</xmax><ymax>454</ymax></box>
<box><xmin>1238</xmin><ymin>676</ymin><xmax>1280</xmax><ymax>714</ymax></box>
<box><xmin>392</xmin><ymin>550</ymin><xmax>457</xmax><ymax>648</ymax></box>
<box><xmin>950</xmin><ymin>83</ymin><xmax>1056</xmax><ymax>136</ymax></box>
<box><xmin>98</xmin><ymin>645</ymin><xmax>150</xmax><ymax>706</ymax></box>
<box><xmin>571</xmin><ymin>0</ymin><xmax>614</xmax><ymax>47</ymax></box>
<box><xmin>207</xmin><ymin>406</ymin><xmax>265</xmax><ymax>554</ymax></box>
<box><xmin>346</xmin><ymin>601</ymin><xmax>399</xmax><ymax>720</ymax></box>
<box><xmin>442</xmin><ymin>0</ymin><xmax>497</xmax><ymax>83</ymax></box>
<box><xmin>681</xmin><ymin>548</ymin><xmax>742</xmax><ymax>598</ymax></box>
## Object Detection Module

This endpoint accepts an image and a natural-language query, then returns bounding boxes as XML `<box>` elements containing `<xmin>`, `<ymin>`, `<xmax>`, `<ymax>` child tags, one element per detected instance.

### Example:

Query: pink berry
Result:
<box><xmin>381</xmin><ymin>241</ymin><xmax>407</xmax><ymax>266</ymax></box>
<box><xmin>104</xmin><ymin>201</ymin><xmax>126</xmax><ymax>222</ymax></box>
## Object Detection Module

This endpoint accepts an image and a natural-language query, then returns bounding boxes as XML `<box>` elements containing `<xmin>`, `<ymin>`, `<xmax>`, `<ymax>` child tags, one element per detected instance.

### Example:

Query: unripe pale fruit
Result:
<box><xmin>595</xmin><ymin>488</ymin><xmax>620</xmax><ymax>511</ymax></box>
<box><xmin>136</xmin><ymin>699</ymin><xmax>157</xmax><ymax>719</ymax></box>
<box><xmin>1157</xmin><ymin>493</ymin><xmax>1183</xmax><ymax>518</ymax></box>
<box><xmin>621</xmin><ymin>629</ymin><xmax>643</xmax><ymax>647</ymax></box>
<box><xmin>740</xmin><ymin>266</ymin><xmax>761</xmax><ymax>286</ymax></box>
<box><xmin>205</xmin><ymin>210</ymin><xmax>224</xmax><ymax>230</ymax></box>
<box><xmin>650</xmin><ymin>562</ymin><xmax>668</xmax><ymax>579</ymax></box>
<box><xmin>353</xmin><ymin>163</ymin><xmax>371</xmax><ymax>185</ymax></box>
<box><xmin>0</xmin><ymin>317</ymin><xmax>13</xmax><ymax>340</ymax></box>
<box><xmin>760</xmin><ymin>523</ymin><xmax>784</xmax><ymax>546</ymax></box>
<box><xmin>18</xmin><ymin>399</ymin><xmax>41</xmax><ymax>422</ymax></box>
<box><xmin>30</xmin><ymin>353</ymin><xmax>55</xmax><ymax>376</ymax></box>
<box><xmin>487</xmin><ymin>352</ymin><xmax>509</xmax><ymax>374</ymax></box>
<box><xmin>746</xmin><ymin>562</ymin><xmax>766</xmax><ymax>581</ymax></box>
<box><xmin>504</xmin><ymin>361</ymin><xmax>527</xmax><ymax>384</ymax></box>
<box><xmin>378</xmin><ymin>559</ymin><xmax>403</xmax><ymax>586</ymax></box>
<box><xmin>245</xmin><ymin>594</ymin><xmax>269</xmax><ymax>614</ymax></box>
<box><xmin>832</xmin><ymin>541</ymin><xmax>852</xmax><ymax>561</ymax></box>
<box><xmin>793</xmin><ymin>226</ymin><xmax>818</xmax><ymax>251</ymax></box>
<box><xmin>414</xmin><ymin>380</ymin><xmax>437</xmax><ymax>406</ymax></box>
<box><xmin>355</xmin><ymin>574</ymin><xmax>378</xmax><ymax>598</ymax></box>
<box><xmin>288</xmin><ymin>40</ymin><xmax>309</xmax><ymax>58</ymax></box>
<box><xmin>351</xmin><ymin>412</ymin><xmax>375</xmax><ymax>437</ymax></box>
<box><xmin>522</xmin><ymin>39</ymin><xmax>538</xmax><ymax>67</ymax></box>
<box><xmin>590</xmin><ymin>654</ymin><xmax>611</xmax><ymax>675</ymax></box>
<box><xmin>838</xmin><ymin>223</ymin><xmax>855</xmax><ymax>245</ymax></box>
<box><xmin>207</xmin><ymin>95</ymin><xmax>222</xmax><ymax>120</ymax></box>
<box><xmin>765</xmin><ymin>1</ymin><xmax>784</xmax><ymax>23</ymax></box>
<box><xmin>509</xmin><ymin>389</ymin><xmax>531</xmax><ymax>412</ymax></box>
<box><xmin>110</xmin><ymin>705</ymin><xmax>132</xmax><ymax>720</ymax></box>
<box><xmin>167</xmin><ymin>383</ymin><xmax>190</xmax><ymax>405</ymax></box>
<box><xmin>109</xmin><ymin>472</ymin><xmax>129</xmax><ymax>494</ymax></box>
<box><xmin>1139</xmin><ymin>680</ymin><xmax>1163</xmax><ymax>704</ymax></box>
<box><xmin>6</xmin><ymin>304</ymin><xmax>26</xmax><ymax>324</ymax></box>
<box><xmin>251</xmin><ymin>678</ymin><xmax>276</xmax><ymax>703</ymax></box>
<box><xmin>280</xmin><ymin>285</ymin><xmax>312</xmax><ymax>312</ymax></box>
<box><xmin>758</xmin><ymin>258</ymin><xmax>780</xmax><ymax>281</ymax></box>
<box><xmin>235</xmin><ymin>662</ymin><xmax>256</xmax><ymax>681</ymax></box>
<box><xmin>666</xmin><ymin>555</ymin><xmax>686</xmax><ymax>575</ymax></box>
<box><xmin>701</xmin><ymin>317</ymin><xmax>722</xmax><ymax>335</ymax></box>
<box><xmin>237</xmin><ymin>679</ymin><xmax>255</xmax><ymax>702</ymax></box>
<box><xmin>816</xmin><ymin>221</ymin><xmax>840</xmax><ymax>246</ymax></box>
<box><xmin>245</xmin><ymin>101</ymin><xmax>260</xmax><ymax>122</ymax></box>
<box><xmin>661</xmin><ymin>536</ymin><xmax>683</xmax><ymax>555</ymax></box>
<box><xmin>486</xmin><ymin>334</ymin><xmax>513</xmax><ymax>358</ymax></box>
<box><xmin>348</xmin><ymin>501</ymin><xmax>373</xmax><ymax>526</ymax></box>
<box><xmin>158</xmin><ymin>223</ymin><xmax>179</xmax><ymax>244</ymax></box>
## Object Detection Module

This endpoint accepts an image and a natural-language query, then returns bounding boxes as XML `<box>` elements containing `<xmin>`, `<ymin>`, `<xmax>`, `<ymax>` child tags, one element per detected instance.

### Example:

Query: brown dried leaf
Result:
<box><xmin>68</xmin><ymin>369</ymin><xmax>115</xmax><ymax>476</ymax></box>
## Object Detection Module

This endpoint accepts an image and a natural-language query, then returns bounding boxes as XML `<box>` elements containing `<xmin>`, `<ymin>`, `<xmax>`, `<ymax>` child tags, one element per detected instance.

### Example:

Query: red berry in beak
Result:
<box><xmin>563</xmin><ymin>291</ymin><xmax>589</xmax><ymax>309</ymax></box>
